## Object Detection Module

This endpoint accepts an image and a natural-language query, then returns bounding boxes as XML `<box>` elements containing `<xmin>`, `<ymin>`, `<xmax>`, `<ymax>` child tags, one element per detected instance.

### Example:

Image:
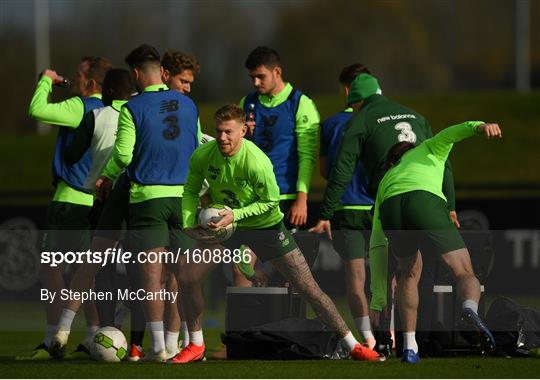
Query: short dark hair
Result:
<box><xmin>385</xmin><ymin>141</ymin><xmax>416</xmax><ymax>171</ymax></box>
<box><xmin>339</xmin><ymin>63</ymin><xmax>371</xmax><ymax>86</ymax></box>
<box><xmin>81</xmin><ymin>56</ymin><xmax>112</xmax><ymax>87</ymax></box>
<box><xmin>161</xmin><ymin>50</ymin><xmax>200</xmax><ymax>76</ymax></box>
<box><xmin>102</xmin><ymin>69</ymin><xmax>135</xmax><ymax>101</ymax></box>
<box><xmin>214</xmin><ymin>104</ymin><xmax>246</xmax><ymax>125</ymax></box>
<box><xmin>124</xmin><ymin>44</ymin><xmax>161</xmax><ymax>70</ymax></box>
<box><xmin>244</xmin><ymin>46</ymin><xmax>281</xmax><ymax>70</ymax></box>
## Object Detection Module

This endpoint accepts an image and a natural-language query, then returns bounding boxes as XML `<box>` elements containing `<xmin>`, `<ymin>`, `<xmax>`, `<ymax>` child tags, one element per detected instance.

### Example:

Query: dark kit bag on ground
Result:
<box><xmin>486</xmin><ymin>297</ymin><xmax>540</xmax><ymax>356</ymax></box>
<box><xmin>223</xmin><ymin>317</ymin><xmax>341</xmax><ymax>360</ymax></box>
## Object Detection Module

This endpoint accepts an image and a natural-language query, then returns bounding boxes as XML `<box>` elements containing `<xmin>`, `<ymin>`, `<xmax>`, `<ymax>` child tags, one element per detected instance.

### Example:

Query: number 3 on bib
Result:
<box><xmin>395</xmin><ymin>122</ymin><xmax>417</xmax><ymax>143</ymax></box>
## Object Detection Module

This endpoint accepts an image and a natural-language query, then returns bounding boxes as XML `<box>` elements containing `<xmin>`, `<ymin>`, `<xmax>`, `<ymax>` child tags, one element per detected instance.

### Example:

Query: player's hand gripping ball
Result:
<box><xmin>90</xmin><ymin>326</ymin><xmax>128</xmax><ymax>362</ymax></box>
<box><xmin>197</xmin><ymin>204</ymin><xmax>236</xmax><ymax>243</ymax></box>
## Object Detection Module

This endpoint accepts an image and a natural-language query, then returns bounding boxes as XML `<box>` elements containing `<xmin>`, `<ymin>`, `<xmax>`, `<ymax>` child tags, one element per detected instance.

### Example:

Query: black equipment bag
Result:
<box><xmin>486</xmin><ymin>297</ymin><xmax>540</xmax><ymax>356</ymax></box>
<box><xmin>222</xmin><ymin>317</ymin><xmax>341</xmax><ymax>360</ymax></box>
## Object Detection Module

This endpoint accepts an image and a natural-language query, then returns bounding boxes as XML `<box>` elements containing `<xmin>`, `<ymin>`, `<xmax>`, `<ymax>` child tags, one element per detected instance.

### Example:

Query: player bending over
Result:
<box><xmin>170</xmin><ymin>104</ymin><xmax>385</xmax><ymax>363</ymax></box>
<box><xmin>371</xmin><ymin>121</ymin><xmax>501</xmax><ymax>363</ymax></box>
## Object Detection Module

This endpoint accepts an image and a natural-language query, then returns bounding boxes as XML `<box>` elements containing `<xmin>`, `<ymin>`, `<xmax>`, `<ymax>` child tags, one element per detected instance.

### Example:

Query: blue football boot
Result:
<box><xmin>401</xmin><ymin>349</ymin><xmax>420</xmax><ymax>363</ymax></box>
<box><xmin>459</xmin><ymin>307</ymin><xmax>496</xmax><ymax>355</ymax></box>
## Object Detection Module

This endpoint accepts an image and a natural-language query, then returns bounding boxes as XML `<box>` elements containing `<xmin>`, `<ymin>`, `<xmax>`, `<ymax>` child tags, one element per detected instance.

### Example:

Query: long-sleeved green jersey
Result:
<box><xmin>375</xmin><ymin>121</ymin><xmax>483</xmax><ymax>210</ymax></box>
<box><xmin>29</xmin><ymin>75</ymin><xmax>102</xmax><ymax>206</ymax></box>
<box><xmin>182</xmin><ymin>139</ymin><xmax>283</xmax><ymax>230</ymax></box>
<box><xmin>369</xmin><ymin>121</ymin><xmax>483</xmax><ymax>311</ymax></box>
<box><xmin>29</xmin><ymin>76</ymin><xmax>87</xmax><ymax>128</ymax></box>
<box><xmin>319</xmin><ymin>94</ymin><xmax>456</xmax><ymax>221</ymax></box>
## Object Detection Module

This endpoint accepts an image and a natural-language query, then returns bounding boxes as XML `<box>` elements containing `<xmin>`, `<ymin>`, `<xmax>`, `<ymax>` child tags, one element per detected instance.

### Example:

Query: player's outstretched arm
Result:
<box><xmin>476</xmin><ymin>123</ymin><xmax>502</xmax><ymax>139</ymax></box>
<box><xmin>426</xmin><ymin>121</ymin><xmax>502</xmax><ymax>161</ymax></box>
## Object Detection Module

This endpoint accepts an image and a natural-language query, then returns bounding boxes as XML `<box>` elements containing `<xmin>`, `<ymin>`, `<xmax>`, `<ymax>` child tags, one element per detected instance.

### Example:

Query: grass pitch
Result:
<box><xmin>1</xmin><ymin>289</ymin><xmax>540</xmax><ymax>378</ymax></box>
<box><xmin>2</xmin><ymin>329</ymin><xmax>540</xmax><ymax>378</ymax></box>
<box><xmin>2</xmin><ymin>298</ymin><xmax>540</xmax><ymax>378</ymax></box>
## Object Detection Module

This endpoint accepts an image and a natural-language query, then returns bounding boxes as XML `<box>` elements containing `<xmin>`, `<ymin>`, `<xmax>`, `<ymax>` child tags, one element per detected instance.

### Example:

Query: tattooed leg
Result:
<box><xmin>270</xmin><ymin>248</ymin><xmax>349</xmax><ymax>337</ymax></box>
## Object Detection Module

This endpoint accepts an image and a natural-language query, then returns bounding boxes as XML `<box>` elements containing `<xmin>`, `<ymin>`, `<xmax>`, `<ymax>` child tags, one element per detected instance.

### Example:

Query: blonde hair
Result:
<box><xmin>214</xmin><ymin>104</ymin><xmax>246</xmax><ymax>124</ymax></box>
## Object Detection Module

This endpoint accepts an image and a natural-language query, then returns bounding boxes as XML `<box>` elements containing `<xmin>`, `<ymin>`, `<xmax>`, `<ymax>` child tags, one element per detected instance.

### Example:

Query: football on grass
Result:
<box><xmin>198</xmin><ymin>204</ymin><xmax>235</xmax><ymax>242</ymax></box>
<box><xmin>90</xmin><ymin>326</ymin><xmax>127</xmax><ymax>362</ymax></box>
